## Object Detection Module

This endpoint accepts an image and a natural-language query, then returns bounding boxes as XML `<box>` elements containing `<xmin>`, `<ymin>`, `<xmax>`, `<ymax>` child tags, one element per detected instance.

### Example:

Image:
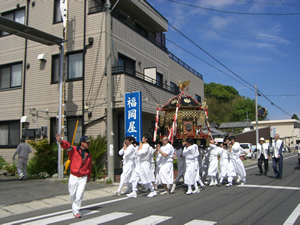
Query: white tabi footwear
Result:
<box><xmin>170</xmin><ymin>183</ymin><xmax>176</xmax><ymax>193</ymax></box>
<box><xmin>192</xmin><ymin>187</ymin><xmax>200</xmax><ymax>194</ymax></box>
<box><xmin>121</xmin><ymin>189</ymin><xmax>131</xmax><ymax>195</ymax></box>
<box><xmin>147</xmin><ymin>191</ymin><xmax>157</xmax><ymax>197</ymax></box>
<box><xmin>226</xmin><ymin>183</ymin><xmax>233</xmax><ymax>187</ymax></box>
<box><xmin>186</xmin><ymin>187</ymin><xmax>193</xmax><ymax>195</ymax></box>
<box><xmin>127</xmin><ymin>191</ymin><xmax>137</xmax><ymax>198</ymax></box>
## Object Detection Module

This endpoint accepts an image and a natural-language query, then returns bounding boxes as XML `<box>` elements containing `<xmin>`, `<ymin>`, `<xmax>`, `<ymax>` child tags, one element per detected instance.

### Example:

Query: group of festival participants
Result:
<box><xmin>114</xmin><ymin>134</ymin><xmax>247</xmax><ymax>198</ymax></box>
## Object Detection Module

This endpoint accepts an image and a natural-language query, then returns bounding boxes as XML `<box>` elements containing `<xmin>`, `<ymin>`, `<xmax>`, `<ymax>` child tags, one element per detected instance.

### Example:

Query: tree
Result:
<box><xmin>292</xmin><ymin>114</ymin><xmax>299</xmax><ymax>120</ymax></box>
<box><xmin>230</xmin><ymin>97</ymin><xmax>255</xmax><ymax>122</ymax></box>
<box><xmin>204</xmin><ymin>82</ymin><xmax>239</xmax><ymax>102</ymax></box>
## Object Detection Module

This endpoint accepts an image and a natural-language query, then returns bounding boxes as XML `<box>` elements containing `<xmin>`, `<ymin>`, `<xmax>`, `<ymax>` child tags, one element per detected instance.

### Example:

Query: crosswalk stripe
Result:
<box><xmin>21</xmin><ymin>210</ymin><xmax>99</xmax><ymax>225</ymax></box>
<box><xmin>70</xmin><ymin>212</ymin><xmax>132</xmax><ymax>225</ymax></box>
<box><xmin>185</xmin><ymin>219</ymin><xmax>217</xmax><ymax>225</ymax></box>
<box><xmin>127</xmin><ymin>215</ymin><xmax>172</xmax><ymax>225</ymax></box>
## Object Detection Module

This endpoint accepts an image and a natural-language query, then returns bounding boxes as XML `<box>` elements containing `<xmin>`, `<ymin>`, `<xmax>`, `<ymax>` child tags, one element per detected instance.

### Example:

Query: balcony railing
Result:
<box><xmin>112</xmin><ymin>66</ymin><xmax>180</xmax><ymax>95</ymax></box>
<box><xmin>169</xmin><ymin>52</ymin><xmax>203</xmax><ymax>80</ymax></box>
<box><xmin>112</xmin><ymin>9</ymin><xmax>167</xmax><ymax>52</ymax></box>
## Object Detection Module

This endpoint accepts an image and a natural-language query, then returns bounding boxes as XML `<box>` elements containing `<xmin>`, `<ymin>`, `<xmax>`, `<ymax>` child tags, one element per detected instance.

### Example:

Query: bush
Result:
<box><xmin>4</xmin><ymin>162</ymin><xmax>17</xmax><ymax>174</ymax></box>
<box><xmin>27</xmin><ymin>139</ymin><xmax>67</xmax><ymax>176</ymax></box>
<box><xmin>0</xmin><ymin>156</ymin><xmax>6</xmax><ymax>170</ymax></box>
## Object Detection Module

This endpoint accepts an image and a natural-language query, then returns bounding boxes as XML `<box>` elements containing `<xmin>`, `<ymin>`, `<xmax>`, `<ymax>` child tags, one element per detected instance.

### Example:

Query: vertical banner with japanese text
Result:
<box><xmin>125</xmin><ymin>91</ymin><xmax>142</xmax><ymax>142</ymax></box>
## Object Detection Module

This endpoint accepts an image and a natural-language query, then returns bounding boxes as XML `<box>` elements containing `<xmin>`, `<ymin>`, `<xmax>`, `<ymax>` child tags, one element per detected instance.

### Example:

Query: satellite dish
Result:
<box><xmin>258</xmin><ymin>107</ymin><xmax>267</xmax><ymax>117</ymax></box>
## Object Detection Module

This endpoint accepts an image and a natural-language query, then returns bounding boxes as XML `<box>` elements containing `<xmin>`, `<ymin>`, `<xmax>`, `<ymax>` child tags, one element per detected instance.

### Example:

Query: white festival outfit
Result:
<box><xmin>155</xmin><ymin>153</ymin><xmax>163</xmax><ymax>187</ymax></box>
<box><xmin>128</xmin><ymin>143</ymin><xmax>156</xmax><ymax>197</ymax></box>
<box><xmin>175</xmin><ymin>148</ymin><xmax>186</xmax><ymax>183</ymax></box>
<box><xmin>183</xmin><ymin>144</ymin><xmax>200</xmax><ymax>194</ymax></box>
<box><xmin>256</xmin><ymin>142</ymin><xmax>269</xmax><ymax>159</ymax></box>
<box><xmin>201</xmin><ymin>147</ymin><xmax>210</xmax><ymax>181</ymax></box>
<box><xmin>219</xmin><ymin>146</ymin><xmax>236</xmax><ymax>184</ymax></box>
<box><xmin>117</xmin><ymin>144</ymin><xmax>136</xmax><ymax>193</ymax></box>
<box><xmin>159</xmin><ymin>143</ymin><xmax>174</xmax><ymax>186</ymax></box>
<box><xmin>230</xmin><ymin>142</ymin><xmax>246</xmax><ymax>183</ymax></box>
<box><xmin>207</xmin><ymin>144</ymin><xmax>222</xmax><ymax>186</ymax></box>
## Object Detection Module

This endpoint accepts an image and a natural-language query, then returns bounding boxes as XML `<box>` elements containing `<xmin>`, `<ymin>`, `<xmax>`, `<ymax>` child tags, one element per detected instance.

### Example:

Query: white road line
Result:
<box><xmin>3</xmin><ymin>197</ymin><xmax>129</xmax><ymax>225</ymax></box>
<box><xmin>283</xmin><ymin>203</ymin><xmax>300</xmax><ymax>225</ymax></box>
<box><xmin>185</xmin><ymin>220</ymin><xmax>217</xmax><ymax>225</ymax></box>
<box><xmin>127</xmin><ymin>215</ymin><xmax>172</xmax><ymax>225</ymax></box>
<box><xmin>237</xmin><ymin>184</ymin><xmax>300</xmax><ymax>191</ymax></box>
<box><xmin>21</xmin><ymin>210</ymin><xmax>98</xmax><ymax>225</ymax></box>
<box><xmin>70</xmin><ymin>212</ymin><xmax>132</xmax><ymax>225</ymax></box>
<box><xmin>245</xmin><ymin>155</ymin><xmax>297</xmax><ymax>170</ymax></box>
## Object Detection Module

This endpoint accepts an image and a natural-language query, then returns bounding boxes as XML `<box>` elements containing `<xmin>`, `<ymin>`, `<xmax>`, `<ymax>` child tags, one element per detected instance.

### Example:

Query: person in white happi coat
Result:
<box><xmin>229</xmin><ymin>136</ymin><xmax>246</xmax><ymax>185</ymax></box>
<box><xmin>219</xmin><ymin>142</ymin><xmax>236</xmax><ymax>186</ymax></box>
<box><xmin>271</xmin><ymin>134</ymin><xmax>283</xmax><ymax>179</ymax></box>
<box><xmin>127</xmin><ymin>134</ymin><xmax>157</xmax><ymax>198</ymax></box>
<box><xmin>207</xmin><ymin>139</ymin><xmax>222</xmax><ymax>186</ymax></box>
<box><xmin>174</xmin><ymin>146</ymin><xmax>185</xmax><ymax>184</ymax></box>
<box><xmin>254</xmin><ymin>137</ymin><xmax>269</xmax><ymax>176</ymax></box>
<box><xmin>154</xmin><ymin>149</ymin><xmax>162</xmax><ymax>190</ymax></box>
<box><xmin>113</xmin><ymin>136</ymin><xmax>136</xmax><ymax>195</ymax></box>
<box><xmin>201</xmin><ymin>147</ymin><xmax>210</xmax><ymax>182</ymax></box>
<box><xmin>155</xmin><ymin>137</ymin><xmax>175</xmax><ymax>195</ymax></box>
<box><xmin>183</xmin><ymin>138</ymin><xmax>200</xmax><ymax>195</ymax></box>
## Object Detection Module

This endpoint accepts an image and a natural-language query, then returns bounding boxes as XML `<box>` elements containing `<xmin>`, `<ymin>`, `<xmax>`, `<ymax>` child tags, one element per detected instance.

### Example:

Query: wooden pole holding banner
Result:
<box><xmin>64</xmin><ymin>119</ymin><xmax>79</xmax><ymax>174</ymax></box>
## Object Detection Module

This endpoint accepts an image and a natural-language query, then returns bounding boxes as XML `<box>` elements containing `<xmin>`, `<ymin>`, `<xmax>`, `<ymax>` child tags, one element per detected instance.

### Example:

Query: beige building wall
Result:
<box><xmin>251</xmin><ymin>119</ymin><xmax>300</xmax><ymax>146</ymax></box>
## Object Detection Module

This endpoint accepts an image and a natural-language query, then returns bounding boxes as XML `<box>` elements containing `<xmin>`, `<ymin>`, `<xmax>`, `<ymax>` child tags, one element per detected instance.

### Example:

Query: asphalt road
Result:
<box><xmin>1</xmin><ymin>153</ymin><xmax>299</xmax><ymax>225</ymax></box>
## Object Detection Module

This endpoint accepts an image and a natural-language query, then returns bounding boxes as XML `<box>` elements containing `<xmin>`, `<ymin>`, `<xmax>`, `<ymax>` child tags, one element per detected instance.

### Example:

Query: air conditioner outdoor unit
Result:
<box><xmin>41</xmin><ymin>126</ymin><xmax>47</xmax><ymax>136</ymax></box>
<box><xmin>35</xmin><ymin>128</ymin><xmax>42</xmax><ymax>136</ymax></box>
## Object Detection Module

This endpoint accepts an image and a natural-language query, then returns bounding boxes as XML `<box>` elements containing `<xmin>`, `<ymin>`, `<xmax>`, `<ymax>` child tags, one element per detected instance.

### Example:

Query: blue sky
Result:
<box><xmin>147</xmin><ymin>0</ymin><xmax>300</xmax><ymax>120</ymax></box>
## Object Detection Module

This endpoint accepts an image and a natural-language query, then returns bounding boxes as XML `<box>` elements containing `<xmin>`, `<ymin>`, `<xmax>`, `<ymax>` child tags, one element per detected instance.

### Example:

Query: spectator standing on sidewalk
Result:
<box><xmin>56</xmin><ymin>133</ymin><xmax>92</xmax><ymax>218</ymax></box>
<box><xmin>12</xmin><ymin>139</ymin><xmax>32</xmax><ymax>180</ymax></box>
<box><xmin>254</xmin><ymin>137</ymin><xmax>270</xmax><ymax>176</ymax></box>
<box><xmin>272</xmin><ymin>134</ymin><xmax>283</xmax><ymax>179</ymax></box>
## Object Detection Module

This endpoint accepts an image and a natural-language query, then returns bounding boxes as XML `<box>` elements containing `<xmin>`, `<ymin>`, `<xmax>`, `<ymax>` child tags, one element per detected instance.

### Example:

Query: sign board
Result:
<box><xmin>270</xmin><ymin>126</ymin><xmax>276</xmax><ymax>138</ymax></box>
<box><xmin>125</xmin><ymin>91</ymin><xmax>142</xmax><ymax>142</ymax></box>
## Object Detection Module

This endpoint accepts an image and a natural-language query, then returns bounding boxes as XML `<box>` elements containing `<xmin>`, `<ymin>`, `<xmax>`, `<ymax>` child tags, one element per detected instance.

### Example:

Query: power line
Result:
<box><xmin>167</xmin><ymin>0</ymin><xmax>300</xmax><ymax>15</ymax></box>
<box><xmin>168</xmin><ymin>23</ymin><xmax>292</xmax><ymax>117</ymax></box>
<box><xmin>236</xmin><ymin>0</ymin><xmax>300</xmax><ymax>6</ymax></box>
<box><xmin>265</xmin><ymin>95</ymin><xmax>300</xmax><ymax>96</ymax></box>
<box><xmin>169</xmin><ymin>18</ymin><xmax>300</xmax><ymax>41</ymax></box>
<box><xmin>167</xmin><ymin>38</ymin><xmax>254</xmax><ymax>92</ymax></box>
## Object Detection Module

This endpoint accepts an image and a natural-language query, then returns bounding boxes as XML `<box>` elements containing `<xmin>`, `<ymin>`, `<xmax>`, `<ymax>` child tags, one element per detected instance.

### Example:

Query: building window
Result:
<box><xmin>156</xmin><ymin>32</ymin><xmax>166</xmax><ymax>48</ymax></box>
<box><xmin>195</xmin><ymin>94</ymin><xmax>201</xmax><ymax>103</ymax></box>
<box><xmin>68</xmin><ymin>52</ymin><xmax>83</xmax><ymax>80</ymax></box>
<box><xmin>156</xmin><ymin>72</ymin><xmax>163</xmax><ymax>88</ymax></box>
<box><xmin>136</xmin><ymin>23</ymin><xmax>148</xmax><ymax>38</ymax></box>
<box><xmin>1</xmin><ymin>8</ymin><xmax>25</xmax><ymax>36</ymax></box>
<box><xmin>0</xmin><ymin>62</ymin><xmax>22</xmax><ymax>90</ymax></box>
<box><xmin>51</xmin><ymin>52</ymin><xmax>83</xmax><ymax>83</ymax></box>
<box><xmin>0</xmin><ymin>121</ymin><xmax>20</xmax><ymax>147</ymax></box>
<box><xmin>51</xmin><ymin>55</ymin><xmax>60</xmax><ymax>83</ymax></box>
<box><xmin>53</xmin><ymin>0</ymin><xmax>62</xmax><ymax>23</ymax></box>
<box><xmin>170</xmin><ymin>81</ymin><xmax>179</xmax><ymax>93</ymax></box>
<box><xmin>118</xmin><ymin>53</ymin><xmax>135</xmax><ymax>75</ymax></box>
<box><xmin>88</xmin><ymin>0</ymin><xmax>106</xmax><ymax>14</ymax></box>
<box><xmin>50</xmin><ymin>117</ymin><xmax>82</xmax><ymax>144</ymax></box>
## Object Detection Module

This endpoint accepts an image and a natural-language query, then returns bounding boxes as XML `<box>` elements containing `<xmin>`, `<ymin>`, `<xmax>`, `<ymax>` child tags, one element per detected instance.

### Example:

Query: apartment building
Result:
<box><xmin>0</xmin><ymin>0</ymin><xmax>205</xmax><ymax>173</ymax></box>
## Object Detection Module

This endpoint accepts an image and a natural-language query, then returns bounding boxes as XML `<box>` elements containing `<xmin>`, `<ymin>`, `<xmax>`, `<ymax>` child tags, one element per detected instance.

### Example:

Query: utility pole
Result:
<box><xmin>255</xmin><ymin>83</ymin><xmax>259</xmax><ymax>148</ymax></box>
<box><xmin>105</xmin><ymin>0</ymin><xmax>114</xmax><ymax>182</ymax></box>
<box><xmin>58</xmin><ymin>0</ymin><xmax>69</xmax><ymax>179</ymax></box>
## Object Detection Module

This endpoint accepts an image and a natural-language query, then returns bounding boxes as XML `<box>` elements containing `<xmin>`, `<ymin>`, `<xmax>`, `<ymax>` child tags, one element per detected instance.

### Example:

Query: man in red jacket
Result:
<box><xmin>56</xmin><ymin>133</ymin><xmax>92</xmax><ymax>218</ymax></box>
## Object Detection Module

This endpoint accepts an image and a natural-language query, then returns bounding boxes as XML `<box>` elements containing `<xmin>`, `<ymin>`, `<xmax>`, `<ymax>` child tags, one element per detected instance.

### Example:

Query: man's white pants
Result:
<box><xmin>17</xmin><ymin>158</ymin><xmax>28</xmax><ymax>178</ymax></box>
<box><xmin>69</xmin><ymin>174</ymin><xmax>87</xmax><ymax>215</ymax></box>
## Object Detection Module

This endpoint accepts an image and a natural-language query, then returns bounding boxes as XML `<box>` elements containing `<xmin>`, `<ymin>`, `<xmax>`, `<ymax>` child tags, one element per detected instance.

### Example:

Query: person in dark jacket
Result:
<box><xmin>56</xmin><ymin>133</ymin><xmax>92</xmax><ymax>218</ymax></box>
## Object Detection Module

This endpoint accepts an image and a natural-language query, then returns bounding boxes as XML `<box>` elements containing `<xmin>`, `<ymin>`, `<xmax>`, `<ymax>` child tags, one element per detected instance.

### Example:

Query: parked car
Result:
<box><xmin>240</xmin><ymin>143</ymin><xmax>253</xmax><ymax>158</ymax></box>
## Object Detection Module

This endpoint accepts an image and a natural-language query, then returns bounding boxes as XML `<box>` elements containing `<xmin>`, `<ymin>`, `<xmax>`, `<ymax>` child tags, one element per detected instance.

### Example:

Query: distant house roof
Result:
<box><xmin>219</xmin><ymin>121</ymin><xmax>253</xmax><ymax>129</ymax></box>
<box><xmin>210</xmin><ymin>127</ymin><xmax>226</xmax><ymax>137</ymax></box>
